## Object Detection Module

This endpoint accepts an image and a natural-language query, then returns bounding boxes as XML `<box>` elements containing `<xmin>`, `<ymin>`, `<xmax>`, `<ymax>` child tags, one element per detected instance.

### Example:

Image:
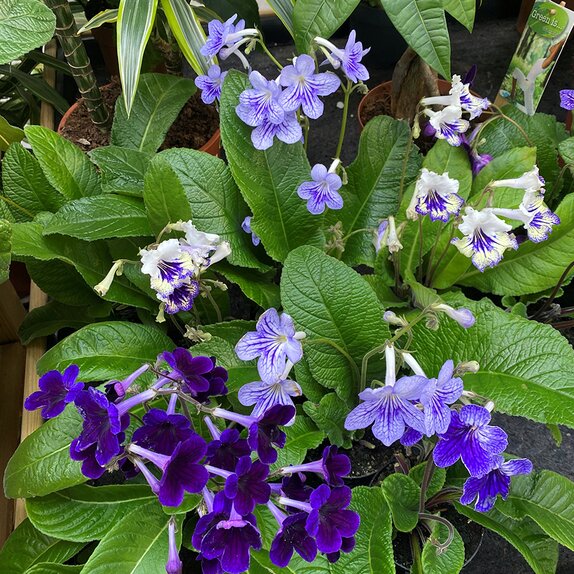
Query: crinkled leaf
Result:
<box><xmin>0</xmin><ymin>218</ymin><xmax>11</xmax><ymax>283</ymax></box>
<box><xmin>409</xmin><ymin>463</ymin><xmax>446</xmax><ymax>500</ymax></box>
<box><xmin>421</xmin><ymin>523</ymin><xmax>464</xmax><ymax>574</ymax></box>
<box><xmin>381</xmin><ymin>472</ymin><xmax>421</xmax><ymax>532</ymax></box>
<box><xmin>303</xmin><ymin>393</ymin><xmax>353</xmax><ymax>448</ymax></box>
<box><xmin>217</xmin><ymin>262</ymin><xmax>280</xmax><ymax>309</ymax></box>
<box><xmin>271</xmin><ymin>416</ymin><xmax>324</xmax><ymax>471</ymax></box>
<box><xmin>201</xmin><ymin>319</ymin><xmax>256</xmax><ymax>345</ymax></box>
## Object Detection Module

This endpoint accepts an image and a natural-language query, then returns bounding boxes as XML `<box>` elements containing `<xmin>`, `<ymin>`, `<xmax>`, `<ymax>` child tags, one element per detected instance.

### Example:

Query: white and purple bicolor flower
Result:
<box><xmin>201</xmin><ymin>14</ymin><xmax>258</xmax><ymax>63</ymax></box>
<box><xmin>491</xmin><ymin>166</ymin><xmax>545</xmax><ymax>193</ymax></box>
<box><xmin>314</xmin><ymin>30</ymin><xmax>370</xmax><ymax>83</ymax></box>
<box><xmin>373</xmin><ymin>216</ymin><xmax>402</xmax><ymax>253</ymax></box>
<box><xmin>195</xmin><ymin>64</ymin><xmax>228</xmax><ymax>105</ymax></box>
<box><xmin>560</xmin><ymin>89</ymin><xmax>574</xmax><ymax>110</ymax></box>
<box><xmin>344</xmin><ymin>345</ymin><xmax>426</xmax><ymax>446</ymax></box>
<box><xmin>432</xmin><ymin>303</ymin><xmax>476</xmax><ymax>329</ymax></box>
<box><xmin>171</xmin><ymin>220</ymin><xmax>231</xmax><ymax>270</ymax></box>
<box><xmin>297</xmin><ymin>161</ymin><xmax>343</xmax><ymax>215</ymax></box>
<box><xmin>424</xmin><ymin>105</ymin><xmax>470</xmax><ymax>147</ymax></box>
<box><xmin>278</xmin><ymin>55</ymin><xmax>340</xmax><ymax>119</ymax></box>
<box><xmin>452</xmin><ymin>207</ymin><xmax>518</xmax><ymax>271</ymax></box>
<box><xmin>241</xmin><ymin>216</ymin><xmax>261</xmax><ymax>246</ymax></box>
<box><xmin>235</xmin><ymin>308</ymin><xmax>306</xmax><ymax>382</ymax></box>
<box><xmin>407</xmin><ymin>168</ymin><xmax>464</xmax><ymax>222</ymax></box>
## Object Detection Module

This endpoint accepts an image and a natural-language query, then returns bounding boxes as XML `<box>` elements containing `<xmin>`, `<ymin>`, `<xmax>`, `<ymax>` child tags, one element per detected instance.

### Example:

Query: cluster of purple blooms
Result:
<box><xmin>25</xmin><ymin>339</ymin><xmax>359</xmax><ymax>574</ymax></box>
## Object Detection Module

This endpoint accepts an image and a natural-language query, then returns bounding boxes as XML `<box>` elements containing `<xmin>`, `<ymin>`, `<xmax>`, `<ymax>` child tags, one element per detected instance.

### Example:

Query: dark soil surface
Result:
<box><xmin>59</xmin><ymin>79</ymin><xmax>218</xmax><ymax>152</ymax></box>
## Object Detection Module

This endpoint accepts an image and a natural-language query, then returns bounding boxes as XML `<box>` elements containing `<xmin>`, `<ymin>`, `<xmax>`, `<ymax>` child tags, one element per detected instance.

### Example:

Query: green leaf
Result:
<box><xmin>293</xmin><ymin>0</ymin><xmax>360</xmax><ymax>53</ymax></box>
<box><xmin>0</xmin><ymin>218</ymin><xmax>11</xmax><ymax>283</ymax></box>
<box><xmin>25</xmin><ymin>564</ymin><xmax>83</xmax><ymax>574</ymax></box>
<box><xmin>0</xmin><ymin>519</ymin><xmax>83</xmax><ymax>574</ymax></box>
<box><xmin>329</xmin><ymin>115</ymin><xmax>421</xmax><ymax>267</ymax></box>
<box><xmin>381</xmin><ymin>473</ymin><xmax>421</xmax><ymax>532</ymax></box>
<box><xmin>0</xmin><ymin>115</ymin><xmax>23</xmax><ymax>151</ymax></box>
<box><xmin>19</xmin><ymin>301</ymin><xmax>110</xmax><ymax>345</ymax></box>
<box><xmin>37</xmin><ymin>321</ymin><xmax>173</xmax><ymax>381</ymax></box>
<box><xmin>266</xmin><ymin>0</ymin><xmax>295</xmax><ymax>37</ymax></box>
<box><xmin>330</xmin><ymin>486</ymin><xmax>394</xmax><ymax>574</ymax></box>
<box><xmin>202</xmin><ymin>320</ymin><xmax>256</xmax><ymax>345</ymax></box>
<box><xmin>409</xmin><ymin>463</ymin><xmax>446</xmax><ymax>500</ymax></box>
<box><xmin>457</xmin><ymin>193</ymin><xmax>574</xmax><ymax>296</ymax></box>
<box><xmin>4</xmin><ymin>407</ymin><xmax>85</xmax><ymax>499</ymax></box>
<box><xmin>24</xmin><ymin>126</ymin><xmax>101</xmax><ymax>199</ymax></box>
<box><xmin>78</xmin><ymin>8</ymin><xmax>119</xmax><ymax>33</ymax></box>
<box><xmin>411</xmin><ymin>293</ymin><xmax>574</xmax><ymax>428</ymax></box>
<box><xmin>421</xmin><ymin>523</ymin><xmax>464</xmax><ymax>574</ymax></box>
<box><xmin>217</xmin><ymin>263</ymin><xmax>280</xmax><ymax>309</ymax></box>
<box><xmin>0</xmin><ymin>0</ymin><xmax>55</xmax><ymax>65</ymax></box>
<box><xmin>439</xmin><ymin>0</ymin><xmax>475</xmax><ymax>30</ymax></box>
<box><xmin>559</xmin><ymin>136</ymin><xmax>574</xmax><ymax>172</ymax></box>
<box><xmin>117</xmin><ymin>0</ymin><xmax>159</xmax><ymax>115</ymax></box>
<box><xmin>272</xmin><ymin>416</ymin><xmax>324</xmax><ymax>471</ymax></box>
<box><xmin>1</xmin><ymin>143</ymin><xmax>64</xmax><ymax>222</ymax></box>
<box><xmin>220</xmin><ymin>71</ymin><xmax>324</xmax><ymax>262</ymax></box>
<box><xmin>44</xmin><ymin>196</ymin><xmax>152</xmax><ymax>240</ymax></box>
<box><xmin>281</xmin><ymin>246</ymin><xmax>389</xmax><ymax>400</ymax></box>
<box><xmin>89</xmin><ymin>146</ymin><xmax>151</xmax><ymax>197</ymax></box>
<box><xmin>455</xmin><ymin>504</ymin><xmax>558</xmax><ymax>574</ymax></box>
<box><xmin>303</xmin><ymin>393</ymin><xmax>353</xmax><ymax>448</ymax></box>
<box><xmin>151</xmin><ymin>148</ymin><xmax>268</xmax><ymax>271</ymax></box>
<box><xmin>204</xmin><ymin>0</ymin><xmax>260</xmax><ymax>26</ymax></box>
<box><xmin>112</xmin><ymin>73</ymin><xmax>196</xmax><ymax>154</ymax></box>
<box><xmin>81</xmin><ymin>501</ymin><xmax>180</xmax><ymax>574</ymax></box>
<box><xmin>380</xmin><ymin>0</ymin><xmax>451</xmax><ymax>78</ymax></box>
<box><xmin>26</xmin><ymin>484</ymin><xmax>157</xmax><ymax>542</ymax></box>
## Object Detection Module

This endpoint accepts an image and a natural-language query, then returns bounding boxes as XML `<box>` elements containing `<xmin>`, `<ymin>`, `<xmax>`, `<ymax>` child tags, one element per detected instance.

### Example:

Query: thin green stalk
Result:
<box><xmin>205</xmin><ymin>290</ymin><xmax>222</xmax><ymax>323</ymax></box>
<box><xmin>410</xmin><ymin>533</ymin><xmax>424</xmax><ymax>574</ymax></box>
<box><xmin>44</xmin><ymin>0</ymin><xmax>110</xmax><ymax>128</ymax></box>
<box><xmin>257</xmin><ymin>39</ymin><xmax>283</xmax><ymax>70</ymax></box>
<box><xmin>417</xmin><ymin>218</ymin><xmax>424</xmax><ymax>283</ymax></box>
<box><xmin>335</xmin><ymin>80</ymin><xmax>352</xmax><ymax>158</ymax></box>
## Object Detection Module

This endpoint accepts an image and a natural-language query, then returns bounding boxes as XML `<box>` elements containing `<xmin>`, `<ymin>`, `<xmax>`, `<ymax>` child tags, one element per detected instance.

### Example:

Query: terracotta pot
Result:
<box><xmin>57</xmin><ymin>85</ymin><xmax>221</xmax><ymax>157</ymax></box>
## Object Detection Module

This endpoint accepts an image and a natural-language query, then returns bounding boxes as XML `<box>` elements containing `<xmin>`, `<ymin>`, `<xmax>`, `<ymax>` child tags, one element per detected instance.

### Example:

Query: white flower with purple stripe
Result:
<box><xmin>424</xmin><ymin>105</ymin><xmax>469</xmax><ymax>147</ymax></box>
<box><xmin>278</xmin><ymin>55</ymin><xmax>340</xmax><ymax>119</ymax></box>
<box><xmin>373</xmin><ymin>216</ymin><xmax>402</xmax><ymax>253</ymax></box>
<box><xmin>297</xmin><ymin>163</ymin><xmax>343</xmax><ymax>215</ymax></box>
<box><xmin>407</xmin><ymin>168</ymin><xmax>464</xmax><ymax>222</ymax></box>
<box><xmin>452</xmin><ymin>207</ymin><xmax>518</xmax><ymax>271</ymax></box>
<box><xmin>195</xmin><ymin>65</ymin><xmax>227</xmax><ymax>104</ymax></box>
<box><xmin>315</xmin><ymin>31</ymin><xmax>370</xmax><ymax>83</ymax></box>
<box><xmin>241</xmin><ymin>216</ymin><xmax>260</xmax><ymax>246</ymax></box>
<box><xmin>171</xmin><ymin>220</ymin><xmax>231</xmax><ymax>270</ymax></box>
<box><xmin>235</xmin><ymin>308</ymin><xmax>305</xmax><ymax>381</ymax></box>
<box><xmin>450</xmin><ymin>74</ymin><xmax>490</xmax><ymax>119</ymax></box>
<box><xmin>238</xmin><ymin>378</ymin><xmax>302</xmax><ymax>425</ymax></box>
<box><xmin>491</xmin><ymin>166</ymin><xmax>545</xmax><ymax>193</ymax></box>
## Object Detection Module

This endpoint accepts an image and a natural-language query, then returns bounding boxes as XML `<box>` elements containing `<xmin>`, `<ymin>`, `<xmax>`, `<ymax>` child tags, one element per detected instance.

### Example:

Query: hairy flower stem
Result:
<box><xmin>335</xmin><ymin>79</ymin><xmax>353</xmax><ymax>159</ymax></box>
<box><xmin>472</xmin><ymin>104</ymin><xmax>532</xmax><ymax>149</ymax></box>
<box><xmin>45</xmin><ymin>0</ymin><xmax>110</xmax><ymax>128</ymax></box>
<box><xmin>418</xmin><ymin>512</ymin><xmax>455</xmax><ymax>552</ymax></box>
<box><xmin>425</xmin><ymin>227</ymin><xmax>456</xmax><ymax>287</ymax></box>
<box><xmin>418</xmin><ymin>459</ymin><xmax>436</xmax><ymax>513</ymax></box>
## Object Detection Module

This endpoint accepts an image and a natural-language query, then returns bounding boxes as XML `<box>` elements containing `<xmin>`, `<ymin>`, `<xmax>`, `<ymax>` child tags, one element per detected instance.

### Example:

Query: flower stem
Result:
<box><xmin>335</xmin><ymin>80</ymin><xmax>352</xmax><ymax>159</ymax></box>
<box><xmin>418</xmin><ymin>512</ymin><xmax>455</xmax><ymax>552</ymax></box>
<box><xmin>205</xmin><ymin>290</ymin><xmax>222</xmax><ymax>323</ymax></box>
<box><xmin>257</xmin><ymin>39</ymin><xmax>283</xmax><ymax>69</ymax></box>
<box><xmin>418</xmin><ymin>458</ymin><xmax>436</xmax><ymax>513</ymax></box>
<box><xmin>410</xmin><ymin>533</ymin><xmax>424</xmax><ymax>574</ymax></box>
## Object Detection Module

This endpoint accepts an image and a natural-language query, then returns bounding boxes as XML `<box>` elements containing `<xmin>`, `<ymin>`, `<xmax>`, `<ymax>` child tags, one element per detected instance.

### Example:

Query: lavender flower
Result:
<box><xmin>235</xmin><ymin>308</ymin><xmax>305</xmax><ymax>381</ymax></box>
<box><xmin>25</xmin><ymin>365</ymin><xmax>83</xmax><ymax>419</ymax></box>
<box><xmin>166</xmin><ymin>518</ymin><xmax>182</xmax><ymax>574</ymax></box>
<box><xmin>205</xmin><ymin>428</ymin><xmax>251</xmax><ymax>472</ymax></box>
<box><xmin>280</xmin><ymin>446</ymin><xmax>351</xmax><ymax>487</ymax></box>
<box><xmin>250</xmin><ymin>112</ymin><xmax>302</xmax><ymax>151</ymax></box>
<box><xmin>241</xmin><ymin>216</ymin><xmax>260</xmax><ymax>246</ymax></box>
<box><xmin>433</xmin><ymin>303</ymin><xmax>476</xmax><ymax>329</ymax></box>
<box><xmin>238</xmin><ymin>377</ymin><xmax>301</xmax><ymax>423</ymax></box>
<box><xmin>433</xmin><ymin>404</ymin><xmax>508</xmax><ymax>476</ymax></box>
<box><xmin>424</xmin><ymin>105</ymin><xmax>469</xmax><ymax>147</ymax></box>
<box><xmin>195</xmin><ymin>65</ymin><xmax>228</xmax><ymax>104</ymax></box>
<box><xmin>373</xmin><ymin>216</ymin><xmax>402</xmax><ymax>253</ymax></box>
<box><xmin>236</xmin><ymin>71</ymin><xmax>285</xmax><ymax>127</ymax></box>
<box><xmin>560</xmin><ymin>89</ymin><xmax>574</xmax><ymax>110</ymax></box>
<box><xmin>460</xmin><ymin>455</ymin><xmax>533</xmax><ymax>512</ymax></box>
<box><xmin>224</xmin><ymin>456</ymin><xmax>271</xmax><ymax>514</ymax></box>
<box><xmin>400</xmin><ymin>427</ymin><xmax>424</xmax><ymax>447</ymax></box>
<box><xmin>297</xmin><ymin>163</ymin><xmax>344</xmax><ymax>215</ymax></box>
<box><xmin>279</xmin><ymin>55</ymin><xmax>340</xmax><ymax>119</ymax></box>
<box><xmin>201</xmin><ymin>14</ymin><xmax>257</xmax><ymax>60</ymax></box>
<box><xmin>315</xmin><ymin>31</ymin><xmax>370</xmax><ymax>83</ymax></box>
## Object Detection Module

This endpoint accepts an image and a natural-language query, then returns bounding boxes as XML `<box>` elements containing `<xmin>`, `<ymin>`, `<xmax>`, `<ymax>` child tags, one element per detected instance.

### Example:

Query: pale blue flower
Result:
<box><xmin>195</xmin><ymin>65</ymin><xmax>227</xmax><ymax>104</ymax></box>
<box><xmin>297</xmin><ymin>164</ymin><xmax>343</xmax><ymax>215</ymax></box>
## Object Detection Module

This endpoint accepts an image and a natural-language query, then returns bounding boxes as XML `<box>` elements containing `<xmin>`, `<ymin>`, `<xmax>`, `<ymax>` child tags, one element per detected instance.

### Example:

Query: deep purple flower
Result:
<box><xmin>460</xmin><ymin>455</ymin><xmax>533</xmax><ymax>512</ymax></box>
<box><xmin>279</xmin><ymin>473</ymin><xmax>313</xmax><ymax>509</ymax></box>
<box><xmin>132</xmin><ymin>409</ymin><xmax>194</xmax><ymax>455</ymax></box>
<box><xmin>269</xmin><ymin>507</ymin><xmax>317</xmax><ymax>567</ymax></box>
<box><xmin>104</xmin><ymin>364</ymin><xmax>149</xmax><ymax>403</ymax></box>
<box><xmin>560</xmin><ymin>89</ymin><xmax>574</xmax><ymax>110</ymax></box>
<box><xmin>205</xmin><ymin>428</ymin><xmax>251</xmax><ymax>472</ymax></box>
<box><xmin>281</xmin><ymin>446</ymin><xmax>351</xmax><ymax>487</ymax></box>
<box><xmin>195</xmin><ymin>65</ymin><xmax>228</xmax><ymax>104</ymax></box>
<box><xmin>224</xmin><ymin>456</ymin><xmax>271</xmax><ymax>514</ymax></box>
<box><xmin>297</xmin><ymin>164</ymin><xmax>344</xmax><ymax>215</ymax></box>
<box><xmin>69</xmin><ymin>432</ymin><xmax>124</xmax><ymax>480</ymax></box>
<box><xmin>433</xmin><ymin>404</ymin><xmax>508</xmax><ymax>476</ymax></box>
<box><xmin>236</xmin><ymin>71</ymin><xmax>285</xmax><ymax>127</ymax></box>
<box><xmin>241</xmin><ymin>216</ymin><xmax>260</xmax><ymax>246</ymax></box>
<box><xmin>316</xmin><ymin>31</ymin><xmax>370</xmax><ymax>83</ymax></box>
<box><xmin>400</xmin><ymin>426</ymin><xmax>424</xmax><ymax>447</ymax></box>
<box><xmin>248</xmin><ymin>404</ymin><xmax>295</xmax><ymax>464</ymax></box>
<box><xmin>160</xmin><ymin>279</ymin><xmax>200</xmax><ymax>315</ymax></box>
<box><xmin>279</xmin><ymin>54</ymin><xmax>340</xmax><ymax>119</ymax></box>
<box><xmin>306</xmin><ymin>485</ymin><xmax>360</xmax><ymax>554</ymax></box>
<box><xmin>235</xmin><ymin>308</ymin><xmax>304</xmax><ymax>381</ymax></box>
<box><xmin>25</xmin><ymin>365</ymin><xmax>83</xmax><ymax>419</ymax></box>
<box><xmin>326</xmin><ymin>536</ymin><xmax>356</xmax><ymax>563</ymax></box>
<box><xmin>469</xmin><ymin>147</ymin><xmax>493</xmax><ymax>175</ymax></box>
<box><xmin>193</xmin><ymin>491</ymin><xmax>229</xmax><ymax>550</ymax></box>
<box><xmin>238</xmin><ymin>377</ymin><xmax>301</xmax><ymax>423</ymax></box>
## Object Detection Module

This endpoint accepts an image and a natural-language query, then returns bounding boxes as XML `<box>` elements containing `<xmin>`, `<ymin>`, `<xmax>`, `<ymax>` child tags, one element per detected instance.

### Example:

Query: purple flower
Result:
<box><xmin>279</xmin><ymin>54</ymin><xmax>340</xmax><ymax>119</ymax></box>
<box><xmin>128</xmin><ymin>435</ymin><xmax>209</xmax><ymax>507</ymax></box>
<box><xmin>70</xmin><ymin>435</ymin><xmax>124</xmax><ymax>480</ymax></box>
<box><xmin>224</xmin><ymin>456</ymin><xmax>271</xmax><ymax>514</ymax></box>
<box><xmin>238</xmin><ymin>378</ymin><xmax>301</xmax><ymax>423</ymax></box>
<box><xmin>434</xmin><ymin>303</ymin><xmax>476</xmax><ymax>329</ymax></box>
<box><xmin>205</xmin><ymin>428</ymin><xmax>251</xmax><ymax>472</ymax></box>
<box><xmin>159</xmin><ymin>279</ymin><xmax>200</xmax><ymax>315</ymax></box>
<box><xmin>281</xmin><ymin>446</ymin><xmax>351</xmax><ymax>487</ymax></box>
<box><xmin>316</xmin><ymin>31</ymin><xmax>370</xmax><ymax>83</ymax></box>
<box><xmin>297</xmin><ymin>164</ymin><xmax>344</xmax><ymax>215</ymax></box>
<box><xmin>201</xmin><ymin>15</ymin><xmax>254</xmax><ymax>59</ymax></box>
<box><xmin>25</xmin><ymin>365</ymin><xmax>83</xmax><ymax>419</ymax></box>
<box><xmin>131</xmin><ymin>409</ymin><xmax>195</xmax><ymax>455</ymax></box>
<box><xmin>560</xmin><ymin>89</ymin><xmax>574</xmax><ymax>110</ymax></box>
<box><xmin>269</xmin><ymin>506</ymin><xmax>317</xmax><ymax>567</ymax></box>
<box><xmin>195</xmin><ymin>65</ymin><xmax>228</xmax><ymax>104</ymax></box>
<box><xmin>424</xmin><ymin>105</ymin><xmax>469</xmax><ymax>147</ymax></box>
<box><xmin>326</xmin><ymin>536</ymin><xmax>356</xmax><ymax>563</ymax></box>
<box><xmin>236</xmin><ymin>71</ymin><xmax>285</xmax><ymax>127</ymax></box>
<box><xmin>279</xmin><ymin>473</ymin><xmax>313</xmax><ymax>508</ymax></box>
<box><xmin>400</xmin><ymin>427</ymin><xmax>424</xmax><ymax>447</ymax></box>
<box><xmin>166</xmin><ymin>518</ymin><xmax>182</xmax><ymax>574</ymax></box>
<box><xmin>235</xmin><ymin>308</ymin><xmax>305</xmax><ymax>381</ymax></box>
<box><xmin>306</xmin><ymin>485</ymin><xmax>360</xmax><ymax>554</ymax></box>
<box><xmin>104</xmin><ymin>364</ymin><xmax>149</xmax><ymax>403</ymax></box>
<box><xmin>433</xmin><ymin>404</ymin><xmax>508</xmax><ymax>476</ymax></box>
<box><xmin>460</xmin><ymin>455</ymin><xmax>533</xmax><ymax>512</ymax></box>
<box><xmin>241</xmin><ymin>216</ymin><xmax>260</xmax><ymax>246</ymax></box>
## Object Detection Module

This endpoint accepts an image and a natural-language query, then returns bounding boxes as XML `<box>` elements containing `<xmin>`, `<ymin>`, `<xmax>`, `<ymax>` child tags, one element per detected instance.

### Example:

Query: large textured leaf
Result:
<box><xmin>0</xmin><ymin>0</ymin><xmax>55</xmax><ymax>65</ymax></box>
<box><xmin>0</xmin><ymin>520</ymin><xmax>83</xmax><ymax>574</ymax></box>
<box><xmin>44</xmin><ymin>196</ymin><xmax>152</xmax><ymax>240</ymax></box>
<box><xmin>150</xmin><ymin>148</ymin><xmax>268</xmax><ymax>271</ymax></box>
<box><xmin>4</xmin><ymin>407</ymin><xmax>85</xmax><ymax>498</ymax></box>
<box><xmin>24</xmin><ymin>126</ymin><xmax>101</xmax><ymax>199</ymax></box>
<box><xmin>439</xmin><ymin>0</ymin><xmax>475</xmax><ymax>30</ymax></box>
<box><xmin>381</xmin><ymin>473</ymin><xmax>420</xmax><ymax>532</ymax></box>
<box><xmin>266</xmin><ymin>0</ymin><xmax>295</xmax><ymax>37</ymax></box>
<box><xmin>272</xmin><ymin>416</ymin><xmax>324</xmax><ymax>471</ymax></box>
<box><xmin>112</xmin><ymin>73</ymin><xmax>196</xmax><ymax>153</ymax></box>
<box><xmin>421</xmin><ymin>523</ymin><xmax>464</xmax><ymax>574</ymax></box>
<box><xmin>0</xmin><ymin>115</ymin><xmax>23</xmax><ymax>151</ymax></box>
<box><xmin>37</xmin><ymin>321</ymin><xmax>173</xmax><ymax>381</ymax></box>
<box><xmin>117</xmin><ymin>0</ymin><xmax>159</xmax><ymax>115</ymax></box>
<box><xmin>26</xmin><ymin>485</ymin><xmax>156</xmax><ymax>542</ymax></box>
<box><xmin>329</xmin><ymin>115</ymin><xmax>421</xmax><ymax>267</ymax></box>
<box><xmin>411</xmin><ymin>293</ymin><xmax>574</xmax><ymax>428</ymax></box>
<box><xmin>81</xmin><ymin>502</ymin><xmax>180</xmax><ymax>573</ymax></box>
<box><xmin>216</xmin><ymin>263</ymin><xmax>280</xmax><ymax>308</ymax></box>
<box><xmin>457</xmin><ymin>193</ymin><xmax>574</xmax><ymax>296</ymax></box>
<box><xmin>0</xmin><ymin>219</ymin><xmax>10</xmax><ymax>283</ymax></box>
<box><xmin>455</xmin><ymin>505</ymin><xmax>558</xmax><ymax>574</ymax></box>
<box><xmin>220</xmin><ymin>71</ymin><xmax>323</xmax><ymax>262</ymax></box>
<box><xmin>281</xmin><ymin>246</ymin><xmax>389</xmax><ymax>400</ymax></box>
<box><xmin>380</xmin><ymin>0</ymin><xmax>451</xmax><ymax>78</ymax></box>
<box><xmin>303</xmin><ymin>393</ymin><xmax>353</xmax><ymax>448</ymax></box>
<box><xmin>293</xmin><ymin>0</ymin><xmax>360</xmax><ymax>53</ymax></box>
